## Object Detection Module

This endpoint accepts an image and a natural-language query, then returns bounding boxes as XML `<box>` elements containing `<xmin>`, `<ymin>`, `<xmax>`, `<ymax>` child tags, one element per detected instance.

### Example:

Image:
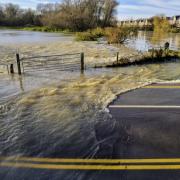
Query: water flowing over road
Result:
<box><xmin>0</xmin><ymin>30</ymin><xmax>180</xmax><ymax>179</ymax></box>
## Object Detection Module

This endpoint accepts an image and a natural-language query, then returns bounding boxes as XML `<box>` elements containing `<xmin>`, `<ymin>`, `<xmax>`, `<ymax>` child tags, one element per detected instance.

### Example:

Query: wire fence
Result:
<box><xmin>0</xmin><ymin>46</ymin><xmax>16</xmax><ymax>63</ymax></box>
<box><xmin>0</xmin><ymin>46</ymin><xmax>17</xmax><ymax>74</ymax></box>
<box><xmin>19</xmin><ymin>52</ymin><xmax>85</xmax><ymax>74</ymax></box>
<box><xmin>0</xmin><ymin>45</ymin><xmax>85</xmax><ymax>75</ymax></box>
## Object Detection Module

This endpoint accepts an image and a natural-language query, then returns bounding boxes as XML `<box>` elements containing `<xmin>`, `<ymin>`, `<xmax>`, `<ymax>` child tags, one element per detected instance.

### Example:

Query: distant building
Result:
<box><xmin>173</xmin><ymin>15</ymin><xmax>180</xmax><ymax>27</ymax></box>
<box><xmin>118</xmin><ymin>15</ymin><xmax>180</xmax><ymax>28</ymax></box>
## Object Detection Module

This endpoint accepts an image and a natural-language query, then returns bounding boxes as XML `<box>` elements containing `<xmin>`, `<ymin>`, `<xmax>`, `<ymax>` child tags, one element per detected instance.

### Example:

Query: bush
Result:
<box><xmin>170</xmin><ymin>28</ymin><xmax>180</xmax><ymax>33</ymax></box>
<box><xmin>76</xmin><ymin>31</ymin><xmax>97</xmax><ymax>41</ymax></box>
<box><xmin>91</xmin><ymin>28</ymin><xmax>105</xmax><ymax>38</ymax></box>
<box><xmin>105</xmin><ymin>27</ymin><xmax>129</xmax><ymax>44</ymax></box>
<box><xmin>76</xmin><ymin>27</ymin><xmax>137</xmax><ymax>43</ymax></box>
<box><xmin>153</xmin><ymin>16</ymin><xmax>171</xmax><ymax>33</ymax></box>
<box><xmin>76</xmin><ymin>28</ymin><xmax>105</xmax><ymax>41</ymax></box>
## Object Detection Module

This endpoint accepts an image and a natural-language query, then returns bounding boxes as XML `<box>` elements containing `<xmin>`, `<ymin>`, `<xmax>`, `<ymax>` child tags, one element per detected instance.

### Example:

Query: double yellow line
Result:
<box><xmin>144</xmin><ymin>85</ymin><xmax>180</xmax><ymax>89</ymax></box>
<box><xmin>1</xmin><ymin>157</ymin><xmax>180</xmax><ymax>170</ymax></box>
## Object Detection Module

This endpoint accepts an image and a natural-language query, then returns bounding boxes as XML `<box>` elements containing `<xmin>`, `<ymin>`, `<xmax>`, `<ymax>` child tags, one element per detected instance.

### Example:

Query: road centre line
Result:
<box><xmin>3</xmin><ymin>157</ymin><xmax>180</xmax><ymax>164</ymax></box>
<box><xmin>2</xmin><ymin>162</ymin><xmax>180</xmax><ymax>170</ymax></box>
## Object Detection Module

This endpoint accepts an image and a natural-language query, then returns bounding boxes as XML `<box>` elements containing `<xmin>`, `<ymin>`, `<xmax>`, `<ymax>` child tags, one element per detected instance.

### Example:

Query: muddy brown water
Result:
<box><xmin>0</xmin><ymin>30</ymin><xmax>180</xmax><ymax>179</ymax></box>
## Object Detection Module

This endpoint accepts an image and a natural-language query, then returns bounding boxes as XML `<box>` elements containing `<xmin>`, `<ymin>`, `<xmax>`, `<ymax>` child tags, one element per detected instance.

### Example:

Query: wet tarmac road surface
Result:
<box><xmin>1</xmin><ymin>83</ymin><xmax>180</xmax><ymax>179</ymax></box>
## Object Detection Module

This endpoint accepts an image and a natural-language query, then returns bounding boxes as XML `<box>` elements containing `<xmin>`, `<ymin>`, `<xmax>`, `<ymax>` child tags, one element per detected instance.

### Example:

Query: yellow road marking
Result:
<box><xmin>144</xmin><ymin>86</ymin><xmax>180</xmax><ymax>89</ymax></box>
<box><xmin>2</xmin><ymin>162</ymin><xmax>180</xmax><ymax>170</ymax></box>
<box><xmin>2</xmin><ymin>157</ymin><xmax>180</xmax><ymax>164</ymax></box>
<box><xmin>109</xmin><ymin>105</ymin><xmax>180</xmax><ymax>109</ymax></box>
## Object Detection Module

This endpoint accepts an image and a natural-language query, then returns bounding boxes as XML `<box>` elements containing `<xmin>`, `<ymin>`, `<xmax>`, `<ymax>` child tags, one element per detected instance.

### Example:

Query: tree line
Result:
<box><xmin>0</xmin><ymin>4</ymin><xmax>41</xmax><ymax>26</ymax></box>
<box><xmin>0</xmin><ymin>0</ymin><xmax>119</xmax><ymax>31</ymax></box>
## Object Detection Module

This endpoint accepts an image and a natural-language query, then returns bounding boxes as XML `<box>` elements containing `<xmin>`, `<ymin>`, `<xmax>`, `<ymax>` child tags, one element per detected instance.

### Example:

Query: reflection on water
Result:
<box><xmin>127</xmin><ymin>31</ymin><xmax>180</xmax><ymax>51</ymax></box>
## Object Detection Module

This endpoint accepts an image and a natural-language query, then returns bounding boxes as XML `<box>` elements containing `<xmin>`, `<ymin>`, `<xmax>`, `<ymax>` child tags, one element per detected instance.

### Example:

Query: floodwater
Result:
<box><xmin>127</xmin><ymin>31</ymin><xmax>180</xmax><ymax>51</ymax></box>
<box><xmin>0</xmin><ymin>29</ymin><xmax>73</xmax><ymax>46</ymax></box>
<box><xmin>0</xmin><ymin>30</ymin><xmax>180</xmax><ymax>179</ymax></box>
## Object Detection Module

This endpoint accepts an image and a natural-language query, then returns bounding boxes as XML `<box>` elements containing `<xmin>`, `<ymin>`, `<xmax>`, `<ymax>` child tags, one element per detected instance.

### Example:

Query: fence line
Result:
<box><xmin>0</xmin><ymin>51</ymin><xmax>85</xmax><ymax>75</ymax></box>
<box><xmin>1</xmin><ymin>51</ymin><xmax>122</xmax><ymax>75</ymax></box>
<box><xmin>17</xmin><ymin>52</ymin><xmax>85</xmax><ymax>75</ymax></box>
<box><xmin>21</xmin><ymin>53</ymin><xmax>81</xmax><ymax>60</ymax></box>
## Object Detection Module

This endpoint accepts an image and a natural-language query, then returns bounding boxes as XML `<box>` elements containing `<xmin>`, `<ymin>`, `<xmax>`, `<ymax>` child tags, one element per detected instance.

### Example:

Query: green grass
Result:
<box><xmin>76</xmin><ymin>28</ymin><xmax>105</xmax><ymax>41</ymax></box>
<box><xmin>0</xmin><ymin>26</ymin><xmax>73</xmax><ymax>35</ymax></box>
<box><xmin>22</xmin><ymin>26</ymin><xmax>73</xmax><ymax>34</ymax></box>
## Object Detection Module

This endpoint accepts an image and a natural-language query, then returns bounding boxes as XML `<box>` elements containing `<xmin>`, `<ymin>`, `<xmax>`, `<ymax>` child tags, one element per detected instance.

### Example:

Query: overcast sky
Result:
<box><xmin>1</xmin><ymin>0</ymin><xmax>180</xmax><ymax>20</ymax></box>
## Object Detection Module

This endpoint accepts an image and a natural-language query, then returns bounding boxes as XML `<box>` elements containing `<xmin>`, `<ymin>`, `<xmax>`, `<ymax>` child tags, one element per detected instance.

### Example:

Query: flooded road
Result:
<box><xmin>0</xmin><ymin>30</ymin><xmax>180</xmax><ymax>179</ymax></box>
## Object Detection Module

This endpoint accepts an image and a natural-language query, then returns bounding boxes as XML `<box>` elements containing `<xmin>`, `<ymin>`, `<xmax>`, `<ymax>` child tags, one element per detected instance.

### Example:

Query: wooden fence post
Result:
<box><xmin>117</xmin><ymin>52</ymin><xmax>119</xmax><ymax>64</ymax></box>
<box><xmin>10</xmin><ymin>64</ymin><xmax>14</xmax><ymax>74</ymax></box>
<box><xmin>81</xmin><ymin>52</ymin><xmax>84</xmax><ymax>72</ymax></box>
<box><xmin>16</xmin><ymin>53</ymin><xmax>21</xmax><ymax>75</ymax></box>
<box><xmin>6</xmin><ymin>65</ymin><xmax>9</xmax><ymax>74</ymax></box>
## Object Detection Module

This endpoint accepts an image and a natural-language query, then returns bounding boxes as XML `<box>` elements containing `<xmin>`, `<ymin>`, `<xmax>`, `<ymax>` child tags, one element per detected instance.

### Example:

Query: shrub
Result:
<box><xmin>76</xmin><ymin>28</ymin><xmax>105</xmax><ymax>41</ymax></box>
<box><xmin>170</xmin><ymin>28</ymin><xmax>180</xmax><ymax>33</ymax></box>
<box><xmin>76</xmin><ymin>27</ymin><xmax>137</xmax><ymax>43</ymax></box>
<box><xmin>76</xmin><ymin>31</ymin><xmax>97</xmax><ymax>41</ymax></box>
<box><xmin>91</xmin><ymin>27</ymin><xmax>105</xmax><ymax>38</ymax></box>
<box><xmin>105</xmin><ymin>27</ymin><xmax>129</xmax><ymax>44</ymax></box>
<box><xmin>153</xmin><ymin>16</ymin><xmax>171</xmax><ymax>33</ymax></box>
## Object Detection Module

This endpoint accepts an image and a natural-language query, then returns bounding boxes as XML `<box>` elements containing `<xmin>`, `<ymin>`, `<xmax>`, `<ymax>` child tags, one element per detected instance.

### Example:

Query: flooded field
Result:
<box><xmin>127</xmin><ymin>31</ymin><xmax>180</xmax><ymax>51</ymax></box>
<box><xmin>0</xmin><ymin>29</ymin><xmax>73</xmax><ymax>46</ymax></box>
<box><xmin>0</xmin><ymin>30</ymin><xmax>180</xmax><ymax>179</ymax></box>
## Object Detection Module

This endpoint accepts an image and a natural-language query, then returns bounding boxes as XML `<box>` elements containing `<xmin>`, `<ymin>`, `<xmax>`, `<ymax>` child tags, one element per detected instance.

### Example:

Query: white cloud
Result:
<box><xmin>0</xmin><ymin>0</ymin><xmax>179</xmax><ymax>19</ymax></box>
<box><xmin>117</xmin><ymin>0</ymin><xmax>180</xmax><ymax>20</ymax></box>
<box><xmin>0</xmin><ymin>0</ymin><xmax>59</xmax><ymax>9</ymax></box>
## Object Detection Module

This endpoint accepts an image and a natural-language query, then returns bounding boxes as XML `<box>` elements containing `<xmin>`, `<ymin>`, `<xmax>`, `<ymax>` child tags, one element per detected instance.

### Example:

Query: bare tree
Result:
<box><xmin>0</xmin><ymin>1</ymin><xmax>119</xmax><ymax>30</ymax></box>
<box><xmin>0</xmin><ymin>3</ymin><xmax>41</xmax><ymax>26</ymax></box>
<box><xmin>39</xmin><ymin>0</ymin><xmax>119</xmax><ymax>31</ymax></box>
<box><xmin>0</xmin><ymin>5</ymin><xmax>4</xmax><ymax>24</ymax></box>
<box><xmin>101</xmin><ymin>0</ymin><xmax>118</xmax><ymax>27</ymax></box>
<box><xmin>4</xmin><ymin>3</ymin><xmax>20</xmax><ymax>18</ymax></box>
